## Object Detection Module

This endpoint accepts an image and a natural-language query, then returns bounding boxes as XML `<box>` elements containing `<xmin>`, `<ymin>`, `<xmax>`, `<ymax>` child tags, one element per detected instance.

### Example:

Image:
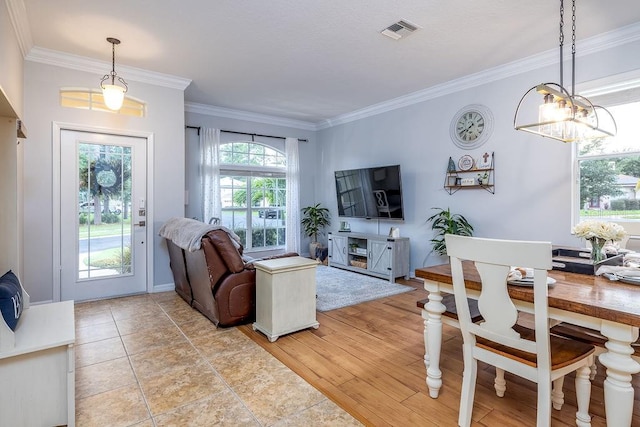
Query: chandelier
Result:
<box><xmin>514</xmin><ymin>0</ymin><xmax>617</xmax><ymax>143</ymax></box>
<box><xmin>100</xmin><ymin>37</ymin><xmax>128</xmax><ymax>111</ymax></box>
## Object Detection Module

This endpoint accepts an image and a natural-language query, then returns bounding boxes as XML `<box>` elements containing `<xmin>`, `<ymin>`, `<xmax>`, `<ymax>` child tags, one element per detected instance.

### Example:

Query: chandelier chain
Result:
<box><xmin>559</xmin><ymin>0</ymin><xmax>564</xmax><ymax>47</ymax></box>
<box><xmin>571</xmin><ymin>0</ymin><xmax>576</xmax><ymax>95</ymax></box>
<box><xmin>571</xmin><ymin>0</ymin><xmax>576</xmax><ymax>55</ymax></box>
<box><xmin>559</xmin><ymin>0</ymin><xmax>565</xmax><ymax>90</ymax></box>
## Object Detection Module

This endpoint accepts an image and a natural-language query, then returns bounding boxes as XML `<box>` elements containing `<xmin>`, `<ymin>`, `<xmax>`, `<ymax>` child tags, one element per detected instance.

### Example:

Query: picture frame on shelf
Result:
<box><xmin>477</xmin><ymin>151</ymin><xmax>493</xmax><ymax>169</ymax></box>
<box><xmin>458</xmin><ymin>155</ymin><xmax>474</xmax><ymax>171</ymax></box>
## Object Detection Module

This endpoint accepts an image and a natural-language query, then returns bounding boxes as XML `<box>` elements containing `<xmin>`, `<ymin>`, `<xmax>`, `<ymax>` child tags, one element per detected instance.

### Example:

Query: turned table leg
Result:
<box><xmin>598</xmin><ymin>321</ymin><xmax>640</xmax><ymax>427</ymax></box>
<box><xmin>423</xmin><ymin>289</ymin><xmax>446</xmax><ymax>398</ymax></box>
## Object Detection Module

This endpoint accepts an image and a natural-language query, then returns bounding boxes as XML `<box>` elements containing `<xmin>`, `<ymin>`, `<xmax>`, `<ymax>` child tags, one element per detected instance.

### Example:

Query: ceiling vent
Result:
<box><xmin>380</xmin><ymin>20</ymin><xmax>420</xmax><ymax>40</ymax></box>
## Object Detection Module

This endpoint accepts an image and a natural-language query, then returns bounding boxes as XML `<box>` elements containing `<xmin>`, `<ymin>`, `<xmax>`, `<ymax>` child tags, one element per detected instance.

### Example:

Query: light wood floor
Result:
<box><xmin>240</xmin><ymin>278</ymin><xmax>640</xmax><ymax>426</ymax></box>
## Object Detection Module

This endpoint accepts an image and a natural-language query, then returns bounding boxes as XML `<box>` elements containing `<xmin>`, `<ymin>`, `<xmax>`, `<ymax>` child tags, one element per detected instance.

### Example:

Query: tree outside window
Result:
<box><xmin>218</xmin><ymin>141</ymin><xmax>287</xmax><ymax>251</ymax></box>
<box><xmin>576</xmin><ymin>101</ymin><xmax>640</xmax><ymax>222</ymax></box>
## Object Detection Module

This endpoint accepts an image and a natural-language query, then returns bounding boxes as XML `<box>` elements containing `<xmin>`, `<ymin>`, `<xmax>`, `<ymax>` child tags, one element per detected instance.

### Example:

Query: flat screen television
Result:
<box><xmin>334</xmin><ymin>164</ymin><xmax>404</xmax><ymax>220</ymax></box>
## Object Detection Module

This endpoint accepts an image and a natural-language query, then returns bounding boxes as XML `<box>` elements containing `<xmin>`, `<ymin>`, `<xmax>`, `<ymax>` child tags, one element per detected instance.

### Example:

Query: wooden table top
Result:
<box><xmin>415</xmin><ymin>262</ymin><xmax>640</xmax><ymax>328</ymax></box>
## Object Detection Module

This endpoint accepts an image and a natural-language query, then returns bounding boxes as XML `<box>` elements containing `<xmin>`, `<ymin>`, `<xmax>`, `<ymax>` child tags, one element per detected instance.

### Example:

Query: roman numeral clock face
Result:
<box><xmin>450</xmin><ymin>105</ymin><xmax>494</xmax><ymax>150</ymax></box>
<box><xmin>457</xmin><ymin>112</ymin><xmax>484</xmax><ymax>141</ymax></box>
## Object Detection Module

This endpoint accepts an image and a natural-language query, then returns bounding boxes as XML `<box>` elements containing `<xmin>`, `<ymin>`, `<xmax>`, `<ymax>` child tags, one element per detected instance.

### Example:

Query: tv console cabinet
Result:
<box><xmin>328</xmin><ymin>232</ymin><xmax>410</xmax><ymax>283</ymax></box>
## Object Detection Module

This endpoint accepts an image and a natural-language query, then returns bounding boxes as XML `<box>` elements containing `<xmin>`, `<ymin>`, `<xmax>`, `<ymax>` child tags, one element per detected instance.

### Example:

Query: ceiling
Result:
<box><xmin>16</xmin><ymin>0</ymin><xmax>640</xmax><ymax>126</ymax></box>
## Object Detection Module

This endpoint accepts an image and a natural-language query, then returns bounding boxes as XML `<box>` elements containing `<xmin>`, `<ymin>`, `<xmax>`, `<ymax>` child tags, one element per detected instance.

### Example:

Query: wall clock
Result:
<box><xmin>450</xmin><ymin>104</ymin><xmax>494</xmax><ymax>150</ymax></box>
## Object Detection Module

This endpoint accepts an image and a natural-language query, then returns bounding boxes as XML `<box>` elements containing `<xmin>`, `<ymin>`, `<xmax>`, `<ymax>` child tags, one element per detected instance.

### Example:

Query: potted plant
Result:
<box><xmin>426</xmin><ymin>207</ymin><xmax>474</xmax><ymax>257</ymax></box>
<box><xmin>301</xmin><ymin>203</ymin><xmax>331</xmax><ymax>258</ymax></box>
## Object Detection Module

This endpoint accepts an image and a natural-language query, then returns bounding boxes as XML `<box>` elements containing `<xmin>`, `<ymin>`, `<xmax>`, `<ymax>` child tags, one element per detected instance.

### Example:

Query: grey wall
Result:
<box><xmin>23</xmin><ymin>61</ymin><xmax>186</xmax><ymax>302</ymax></box>
<box><xmin>317</xmin><ymin>39</ymin><xmax>640</xmax><ymax>275</ymax></box>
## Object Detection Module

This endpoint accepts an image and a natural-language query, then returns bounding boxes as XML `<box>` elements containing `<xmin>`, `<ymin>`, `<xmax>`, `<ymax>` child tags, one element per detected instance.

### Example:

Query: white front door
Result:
<box><xmin>60</xmin><ymin>130</ymin><xmax>147</xmax><ymax>301</ymax></box>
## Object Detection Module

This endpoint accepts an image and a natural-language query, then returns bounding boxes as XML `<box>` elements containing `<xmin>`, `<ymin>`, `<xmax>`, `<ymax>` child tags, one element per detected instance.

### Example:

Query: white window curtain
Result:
<box><xmin>200</xmin><ymin>128</ymin><xmax>222</xmax><ymax>223</ymax></box>
<box><xmin>285</xmin><ymin>137</ymin><xmax>300</xmax><ymax>253</ymax></box>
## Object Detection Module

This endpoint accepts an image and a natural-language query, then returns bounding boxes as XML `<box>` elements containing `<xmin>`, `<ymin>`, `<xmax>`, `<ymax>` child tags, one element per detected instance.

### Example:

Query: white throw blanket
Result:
<box><xmin>158</xmin><ymin>217</ymin><xmax>241</xmax><ymax>252</ymax></box>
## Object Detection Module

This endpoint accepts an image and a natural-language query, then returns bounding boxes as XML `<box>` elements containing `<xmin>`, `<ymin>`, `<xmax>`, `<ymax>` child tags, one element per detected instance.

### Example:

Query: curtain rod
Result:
<box><xmin>185</xmin><ymin>125</ymin><xmax>308</xmax><ymax>143</ymax></box>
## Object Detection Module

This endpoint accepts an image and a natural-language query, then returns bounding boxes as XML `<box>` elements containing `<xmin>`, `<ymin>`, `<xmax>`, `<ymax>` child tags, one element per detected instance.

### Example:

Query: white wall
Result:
<box><xmin>0</xmin><ymin>1</ymin><xmax>23</xmax><ymax>116</ymax></box>
<box><xmin>0</xmin><ymin>1</ymin><xmax>24</xmax><ymax>280</ymax></box>
<box><xmin>317</xmin><ymin>39</ymin><xmax>640</xmax><ymax>275</ymax></box>
<box><xmin>23</xmin><ymin>61</ymin><xmax>185</xmax><ymax>302</ymax></box>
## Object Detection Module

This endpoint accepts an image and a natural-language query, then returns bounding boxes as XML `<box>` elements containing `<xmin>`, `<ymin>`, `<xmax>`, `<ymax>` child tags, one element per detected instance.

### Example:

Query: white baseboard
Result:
<box><xmin>151</xmin><ymin>282</ymin><xmax>175</xmax><ymax>293</ymax></box>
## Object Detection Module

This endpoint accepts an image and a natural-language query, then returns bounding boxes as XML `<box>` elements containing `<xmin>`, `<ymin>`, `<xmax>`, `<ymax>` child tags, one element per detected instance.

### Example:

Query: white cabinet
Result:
<box><xmin>0</xmin><ymin>292</ymin><xmax>75</xmax><ymax>427</ymax></box>
<box><xmin>328</xmin><ymin>232</ymin><xmax>410</xmax><ymax>282</ymax></box>
<box><xmin>252</xmin><ymin>256</ymin><xmax>319</xmax><ymax>342</ymax></box>
<box><xmin>330</xmin><ymin>234</ymin><xmax>348</xmax><ymax>267</ymax></box>
<box><xmin>368</xmin><ymin>239</ymin><xmax>391</xmax><ymax>276</ymax></box>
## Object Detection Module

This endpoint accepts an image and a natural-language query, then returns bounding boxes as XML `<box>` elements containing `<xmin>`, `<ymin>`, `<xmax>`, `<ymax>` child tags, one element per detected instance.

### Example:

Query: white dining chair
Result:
<box><xmin>613</xmin><ymin>220</ymin><xmax>640</xmax><ymax>252</ymax></box>
<box><xmin>445</xmin><ymin>234</ymin><xmax>596</xmax><ymax>427</ymax></box>
<box><xmin>372</xmin><ymin>190</ymin><xmax>400</xmax><ymax>218</ymax></box>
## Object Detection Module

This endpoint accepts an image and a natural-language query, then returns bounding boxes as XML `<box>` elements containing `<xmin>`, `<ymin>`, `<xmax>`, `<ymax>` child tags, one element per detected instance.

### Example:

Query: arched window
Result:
<box><xmin>219</xmin><ymin>141</ymin><xmax>287</xmax><ymax>251</ymax></box>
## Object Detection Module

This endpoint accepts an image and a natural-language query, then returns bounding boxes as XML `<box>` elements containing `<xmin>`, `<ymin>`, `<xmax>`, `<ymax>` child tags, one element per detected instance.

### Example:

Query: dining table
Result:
<box><xmin>415</xmin><ymin>262</ymin><xmax>640</xmax><ymax>427</ymax></box>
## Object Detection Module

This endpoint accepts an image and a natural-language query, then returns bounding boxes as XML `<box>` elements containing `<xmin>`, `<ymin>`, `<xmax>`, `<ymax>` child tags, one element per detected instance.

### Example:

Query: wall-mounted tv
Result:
<box><xmin>334</xmin><ymin>164</ymin><xmax>404</xmax><ymax>220</ymax></box>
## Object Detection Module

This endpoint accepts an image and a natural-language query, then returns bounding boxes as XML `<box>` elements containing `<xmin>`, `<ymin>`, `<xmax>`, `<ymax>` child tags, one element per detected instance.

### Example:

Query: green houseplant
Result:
<box><xmin>301</xmin><ymin>203</ymin><xmax>331</xmax><ymax>258</ymax></box>
<box><xmin>426</xmin><ymin>207</ymin><xmax>474</xmax><ymax>256</ymax></box>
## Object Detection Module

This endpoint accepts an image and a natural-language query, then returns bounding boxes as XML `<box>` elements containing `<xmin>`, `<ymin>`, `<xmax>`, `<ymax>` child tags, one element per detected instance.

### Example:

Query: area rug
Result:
<box><xmin>315</xmin><ymin>265</ymin><xmax>414</xmax><ymax>312</ymax></box>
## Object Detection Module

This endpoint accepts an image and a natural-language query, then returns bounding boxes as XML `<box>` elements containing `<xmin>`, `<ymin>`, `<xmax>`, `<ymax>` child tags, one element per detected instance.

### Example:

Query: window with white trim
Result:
<box><xmin>60</xmin><ymin>88</ymin><xmax>146</xmax><ymax>117</ymax></box>
<box><xmin>219</xmin><ymin>140</ymin><xmax>287</xmax><ymax>251</ymax></box>
<box><xmin>575</xmin><ymin>96</ymin><xmax>640</xmax><ymax>224</ymax></box>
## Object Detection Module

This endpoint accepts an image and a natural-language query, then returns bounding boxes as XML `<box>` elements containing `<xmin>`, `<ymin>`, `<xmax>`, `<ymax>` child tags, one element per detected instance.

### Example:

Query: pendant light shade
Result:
<box><xmin>102</xmin><ymin>84</ymin><xmax>126</xmax><ymax>111</ymax></box>
<box><xmin>514</xmin><ymin>0</ymin><xmax>617</xmax><ymax>142</ymax></box>
<box><xmin>100</xmin><ymin>37</ymin><xmax>128</xmax><ymax>111</ymax></box>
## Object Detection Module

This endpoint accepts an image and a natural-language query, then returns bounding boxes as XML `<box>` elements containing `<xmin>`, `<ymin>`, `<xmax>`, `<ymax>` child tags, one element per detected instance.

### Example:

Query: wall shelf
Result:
<box><xmin>444</xmin><ymin>152</ymin><xmax>495</xmax><ymax>195</ymax></box>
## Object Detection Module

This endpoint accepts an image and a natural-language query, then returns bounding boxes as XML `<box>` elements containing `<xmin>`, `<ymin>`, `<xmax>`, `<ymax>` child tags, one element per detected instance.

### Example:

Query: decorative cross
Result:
<box><xmin>482</xmin><ymin>152</ymin><xmax>490</xmax><ymax>163</ymax></box>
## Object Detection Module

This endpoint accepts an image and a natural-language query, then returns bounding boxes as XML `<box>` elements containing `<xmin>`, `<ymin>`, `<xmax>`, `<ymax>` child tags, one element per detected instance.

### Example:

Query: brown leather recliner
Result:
<box><xmin>168</xmin><ymin>229</ymin><xmax>297</xmax><ymax>327</ymax></box>
<box><xmin>166</xmin><ymin>239</ymin><xmax>192</xmax><ymax>304</ymax></box>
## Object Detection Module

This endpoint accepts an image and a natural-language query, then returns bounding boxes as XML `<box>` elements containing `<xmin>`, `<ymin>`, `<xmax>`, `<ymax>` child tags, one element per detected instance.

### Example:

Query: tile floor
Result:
<box><xmin>75</xmin><ymin>291</ymin><xmax>361</xmax><ymax>426</ymax></box>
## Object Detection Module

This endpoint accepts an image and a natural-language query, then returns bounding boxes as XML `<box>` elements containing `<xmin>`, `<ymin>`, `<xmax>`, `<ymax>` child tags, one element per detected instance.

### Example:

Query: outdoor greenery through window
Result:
<box><xmin>220</xmin><ymin>140</ymin><xmax>287</xmax><ymax>251</ymax></box>
<box><xmin>78</xmin><ymin>143</ymin><xmax>132</xmax><ymax>277</ymax></box>
<box><xmin>576</xmin><ymin>100</ymin><xmax>640</xmax><ymax>223</ymax></box>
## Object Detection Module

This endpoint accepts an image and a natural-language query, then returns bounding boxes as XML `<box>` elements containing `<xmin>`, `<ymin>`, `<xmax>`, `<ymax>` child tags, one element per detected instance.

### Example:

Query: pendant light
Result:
<box><xmin>514</xmin><ymin>0</ymin><xmax>616</xmax><ymax>143</ymax></box>
<box><xmin>100</xmin><ymin>37</ymin><xmax>128</xmax><ymax>111</ymax></box>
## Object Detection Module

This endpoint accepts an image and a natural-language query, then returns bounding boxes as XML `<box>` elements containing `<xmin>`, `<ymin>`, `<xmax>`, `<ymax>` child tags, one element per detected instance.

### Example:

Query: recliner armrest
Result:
<box><xmin>244</xmin><ymin>252</ymin><xmax>299</xmax><ymax>270</ymax></box>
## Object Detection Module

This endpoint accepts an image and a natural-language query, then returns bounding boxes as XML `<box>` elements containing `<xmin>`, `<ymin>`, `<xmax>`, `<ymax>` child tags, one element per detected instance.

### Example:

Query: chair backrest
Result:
<box><xmin>445</xmin><ymin>234</ymin><xmax>553</xmax><ymax>369</ymax></box>
<box><xmin>373</xmin><ymin>190</ymin><xmax>389</xmax><ymax>209</ymax></box>
<box><xmin>612</xmin><ymin>221</ymin><xmax>640</xmax><ymax>251</ymax></box>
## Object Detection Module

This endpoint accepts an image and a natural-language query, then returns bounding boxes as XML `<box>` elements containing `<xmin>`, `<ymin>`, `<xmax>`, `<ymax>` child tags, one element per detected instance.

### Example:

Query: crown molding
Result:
<box><xmin>185</xmin><ymin>102</ymin><xmax>318</xmax><ymax>131</ymax></box>
<box><xmin>10</xmin><ymin>0</ymin><xmax>640</xmax><ymax>131</ymax></box>
<box><xmin>5</xmin><ymin>0</ymin><xmax>33</xmax><ymax>57</ymax></box>
<box><xmin>25</xmin><ymin>46</ymin><xmax>192</xmax><ymax>90</ymax></box>
<box><xmin>316</xmin><ymin>21</ymin><xmax>640</xmax><ymax>130</ymax></box>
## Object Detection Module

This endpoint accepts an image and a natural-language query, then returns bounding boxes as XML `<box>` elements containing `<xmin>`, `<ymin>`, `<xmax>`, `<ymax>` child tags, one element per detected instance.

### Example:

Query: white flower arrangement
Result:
<box><xmin>572</xmin><ymin>220</ymin><xmax>626</xmax><ymax>242</ymax></box>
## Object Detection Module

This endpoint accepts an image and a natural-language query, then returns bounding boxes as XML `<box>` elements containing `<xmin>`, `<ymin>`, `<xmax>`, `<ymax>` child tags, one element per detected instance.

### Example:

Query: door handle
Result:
<box><xmin>135</xmin><ymin>220</ymin><xmax>146</xmax><ymax>227</ymax></box>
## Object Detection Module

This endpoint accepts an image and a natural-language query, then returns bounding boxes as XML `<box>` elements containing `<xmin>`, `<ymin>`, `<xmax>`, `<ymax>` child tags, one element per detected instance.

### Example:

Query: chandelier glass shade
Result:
<box><xmin>100</xmin><ymin>37</ymin><xmax>128</xmax><ymax>111</ymax></box>
<box><xmin>514</xmin><ymin>0</ymin><xmax>617</xmax><ymax>143</ymax></box>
